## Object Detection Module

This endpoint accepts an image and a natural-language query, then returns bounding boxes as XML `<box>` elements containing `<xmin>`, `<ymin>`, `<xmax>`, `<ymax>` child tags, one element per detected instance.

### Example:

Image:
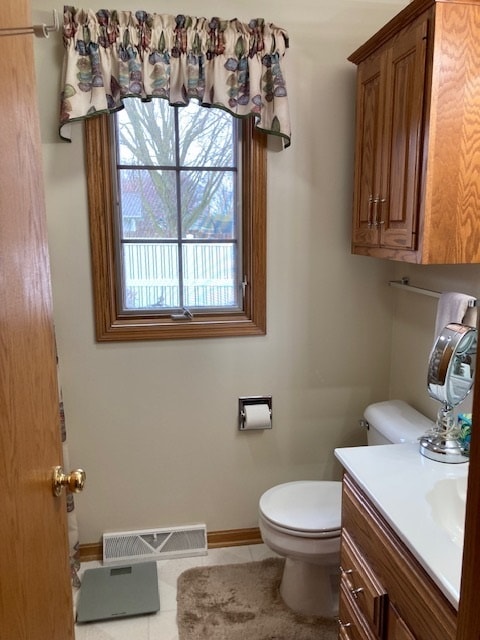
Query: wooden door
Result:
<box><xmin>351</xmin><ymin>49</ymin><xmax>384</xmax><ymax>249</ymax></box>
<box><xmin>379</xmin><ymin>17</ymin><xmax>428</xmax><ymax>250</ymax></box>
<box><xmin>0</xmin><ymin>1</ymin><xmax>75</xmax><ymax>639</ymax></box>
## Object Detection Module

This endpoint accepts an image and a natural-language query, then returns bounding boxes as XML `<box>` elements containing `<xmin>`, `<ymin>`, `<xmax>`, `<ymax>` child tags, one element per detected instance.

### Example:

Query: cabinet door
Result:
<box><xmin>379</xmin><ymin>17</ymin><xmax>428</xmax><ymax>250</ymax></box>
<box><xmin>351</xmin><ymin>49</ymin><xmax>384</xmax><ymax>248</ymax></box>
<box><xmin>341</xmin><ymin>529</ymin><xmax>387</xmax><ymax>636</ymax></box>
<box><xmin>388</xmin><ymin>604</ymin><xmax>416</xmax><ymax>640</ymax></box>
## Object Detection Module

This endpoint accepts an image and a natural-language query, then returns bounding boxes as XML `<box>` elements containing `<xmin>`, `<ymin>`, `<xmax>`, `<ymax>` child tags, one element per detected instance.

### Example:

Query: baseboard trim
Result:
<box><xmin>207</xmin><ymin>527</ymin><xmax>263</xmax><ymax>548</ymax></box>
<box><xmin>79</xmin><ymin>542</ymin><xmax>103</xmax><ymax>562</ymax></box>
<box><xmin>79</xmin><ymin>527</ymin><xmax>263</xmax><ymax>562</ymax></box>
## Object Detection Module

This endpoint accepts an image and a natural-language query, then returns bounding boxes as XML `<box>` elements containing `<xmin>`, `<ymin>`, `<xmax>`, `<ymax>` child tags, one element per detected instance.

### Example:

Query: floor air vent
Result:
<box><xmin>103</xmin><ymin>524</ymin><xmax>207</xmax><ymax>565</ymax></box>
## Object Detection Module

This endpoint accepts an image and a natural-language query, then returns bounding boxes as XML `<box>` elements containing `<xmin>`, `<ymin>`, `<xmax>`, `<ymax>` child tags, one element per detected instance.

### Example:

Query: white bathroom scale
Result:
<box><xmin>76</xmin><ymin>561</ymin><xmax>160</xmax><ymax>623</ymax></box>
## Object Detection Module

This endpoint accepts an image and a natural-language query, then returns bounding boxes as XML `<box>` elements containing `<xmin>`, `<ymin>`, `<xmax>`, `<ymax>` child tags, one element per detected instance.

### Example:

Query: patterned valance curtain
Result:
<box><xmin>60</xmin><ymin>7</ymin><xmax>291</xmax><ymax>147</ymax></box>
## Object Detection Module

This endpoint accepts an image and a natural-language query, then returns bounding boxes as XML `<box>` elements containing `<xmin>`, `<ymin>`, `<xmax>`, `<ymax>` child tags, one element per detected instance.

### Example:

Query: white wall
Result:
<box><xmin>31</xmin><ymin>0</ymin><xmax>415</xmax><ymax>544</ymax></box>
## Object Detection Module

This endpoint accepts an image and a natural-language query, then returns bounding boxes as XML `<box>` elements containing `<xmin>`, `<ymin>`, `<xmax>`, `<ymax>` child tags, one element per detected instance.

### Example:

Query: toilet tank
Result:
<box><xmin>364</xmin><ymin>400</ymin><xmax>434</xmax><ymax>445</ymax></box>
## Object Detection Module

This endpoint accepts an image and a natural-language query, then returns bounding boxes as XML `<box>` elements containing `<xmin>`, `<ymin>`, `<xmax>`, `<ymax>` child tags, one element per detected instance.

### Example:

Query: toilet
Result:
<box><xmin>258</xmin><ymin>400</ymin><xmax>433</xmax><ymax>618</ymax></box>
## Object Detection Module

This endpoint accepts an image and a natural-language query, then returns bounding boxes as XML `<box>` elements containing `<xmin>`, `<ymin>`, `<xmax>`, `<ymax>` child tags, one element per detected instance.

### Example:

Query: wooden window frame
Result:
<box><xmin>84</xmin><ymin>114</ymin><xmax>267</xmax><ymax>341</ymax></box>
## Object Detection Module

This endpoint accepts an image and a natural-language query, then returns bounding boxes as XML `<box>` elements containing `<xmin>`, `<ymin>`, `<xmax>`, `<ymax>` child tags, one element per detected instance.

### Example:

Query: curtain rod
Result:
<box><xmin>0</xmin><ymin>9</ymin><xmax>58</xmax><ymax>39</ymax></box>
<box><xmin>389</xmin><ymin>277</ymin><xmax>477</xmax><ymax>307</ymax></box>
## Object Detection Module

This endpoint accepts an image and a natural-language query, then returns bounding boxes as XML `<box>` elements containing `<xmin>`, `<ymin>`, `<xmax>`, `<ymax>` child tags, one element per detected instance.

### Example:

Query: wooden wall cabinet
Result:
<box><xmin>339</xmin><ymin>473</ymin><xmax>457</xmax><ymax>640</ymax></box>
<box><xmin>350</xmin><ymin>0</ymin><xmax>480</xmax><ymax>264</ymax></box>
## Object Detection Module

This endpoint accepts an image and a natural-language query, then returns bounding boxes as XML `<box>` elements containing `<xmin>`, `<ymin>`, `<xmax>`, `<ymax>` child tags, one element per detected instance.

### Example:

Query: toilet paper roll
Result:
<box><xmin>243</xmin><ymin>403</ymin><xmax>271</xmax><ymax>430</ymax></box>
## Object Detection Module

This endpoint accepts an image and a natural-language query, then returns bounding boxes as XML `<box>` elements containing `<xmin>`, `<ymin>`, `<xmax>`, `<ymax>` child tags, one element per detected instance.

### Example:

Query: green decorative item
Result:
<box><xmin>458</xmin><ymin>413</ymin><xmax>472</xmax><ymax>456</ymax></box>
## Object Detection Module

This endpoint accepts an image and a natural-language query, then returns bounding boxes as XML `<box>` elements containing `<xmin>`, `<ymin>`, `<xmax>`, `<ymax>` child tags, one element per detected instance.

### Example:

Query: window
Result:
<box><xmin>84</xmin><ymin>103</ymin><xmax>267</xmax><ymax>341</ymax></box>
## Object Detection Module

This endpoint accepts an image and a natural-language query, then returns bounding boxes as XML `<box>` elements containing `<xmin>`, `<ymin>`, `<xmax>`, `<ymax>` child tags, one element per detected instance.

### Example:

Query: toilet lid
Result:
<box><xmin>259</xmin><ymin>481</ymin><xmax>342</xmax><ymax>534</ymax></box>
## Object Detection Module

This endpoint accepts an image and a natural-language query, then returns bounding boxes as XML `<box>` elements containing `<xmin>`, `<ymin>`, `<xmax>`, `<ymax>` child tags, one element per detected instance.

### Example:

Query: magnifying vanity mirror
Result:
<box><xmin>419</xmin><ymin>323</ymin><xmax>477</xmax><ymax>463</ymax></box>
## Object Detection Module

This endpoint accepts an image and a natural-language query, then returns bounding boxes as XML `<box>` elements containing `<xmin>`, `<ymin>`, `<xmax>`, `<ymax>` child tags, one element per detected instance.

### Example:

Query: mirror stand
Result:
<box><xmin>419</xmin><ymin>322</ymin><xmax>476</xmax><ymax>464</ymax></box>
<box><xmin>419</xmin><ymin>405</ymin><xmax>469</xmax><ymax>463</ymax></box>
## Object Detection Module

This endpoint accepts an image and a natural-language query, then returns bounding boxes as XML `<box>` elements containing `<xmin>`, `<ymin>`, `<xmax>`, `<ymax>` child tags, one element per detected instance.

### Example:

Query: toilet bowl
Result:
<box><xmin>259</xmin><ymin>480</ymin><xmax>342</xmax><ymax>617</ymax></box>
<box><xmin>258</xmin><ymin>400</ymin><xmax>433</xmax><ymax>618</ymax></box>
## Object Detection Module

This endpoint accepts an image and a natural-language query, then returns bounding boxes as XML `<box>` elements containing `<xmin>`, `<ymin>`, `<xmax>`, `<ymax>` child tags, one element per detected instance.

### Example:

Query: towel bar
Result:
<box><xmin>0</xmin><ymin>9</ymin><xmax>58</xmax><ymax>38</ymax></box>
<box><xmin>389</xmin><ymin>278</ymin><xmax>477</xmax><ymax>307</ymax></box>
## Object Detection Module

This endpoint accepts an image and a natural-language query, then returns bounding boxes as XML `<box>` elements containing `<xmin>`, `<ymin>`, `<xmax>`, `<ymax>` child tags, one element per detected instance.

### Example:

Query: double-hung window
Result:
<box><xmin>85</xmin><ymin>100</ymin><xmax>267</xmax><ymax>341</ymax></box>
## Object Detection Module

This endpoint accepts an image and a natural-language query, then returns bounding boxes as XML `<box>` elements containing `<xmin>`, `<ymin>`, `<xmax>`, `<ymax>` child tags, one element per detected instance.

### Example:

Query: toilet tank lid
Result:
<box><xmin>364</xmin><ymin>400</ymin><xmax>434</xmax><ymax>443</ymax></box>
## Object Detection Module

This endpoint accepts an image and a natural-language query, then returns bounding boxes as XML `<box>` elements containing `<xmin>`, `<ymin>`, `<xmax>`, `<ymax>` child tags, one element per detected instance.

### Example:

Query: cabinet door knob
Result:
<box><xmin>367</xmin><ymin>195</ymin><xmax>374</xmax><ymax>228</ymax></box>
<box><xmin>338</xmin><ymin>620</ymin><xmax>353</xmax><ymax>640</ymax></box>
<box><xmin>378</xmin><ymin>197</ymin><xmax>387</xmax><ymax>225</ymax></box>
<box><xmin>372</xmin><ymin>195</ymin><xmax>383</xmax><ymax>226</ymax></box>
<box><xmin>338</xmin><ymin>619</ymin><xmax>352</xmax><ymax>628</ymax></box>
<box><xmin>351</xmin><ymin>586</ymin><xmax>364</xmax><ymax>598</ymax></box>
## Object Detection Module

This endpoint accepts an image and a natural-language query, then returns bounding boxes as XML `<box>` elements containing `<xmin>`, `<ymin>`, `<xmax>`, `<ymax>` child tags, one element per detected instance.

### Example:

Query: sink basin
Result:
<box><xmin>426</xmin><ymin>475</ymin><xmax>468</xmax><ymax>547</ymax></box>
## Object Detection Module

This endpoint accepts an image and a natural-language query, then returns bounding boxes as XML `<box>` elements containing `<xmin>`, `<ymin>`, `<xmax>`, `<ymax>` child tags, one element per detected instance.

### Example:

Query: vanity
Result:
<box><xmin>332</xmin><ymin>306</ymin><xmax>475</xmax><ymax>637</ymax></box>
<box><xmin>335</xmin><ymin>444</ymin><xmax>467</xmax><ymax>639</ymax></box>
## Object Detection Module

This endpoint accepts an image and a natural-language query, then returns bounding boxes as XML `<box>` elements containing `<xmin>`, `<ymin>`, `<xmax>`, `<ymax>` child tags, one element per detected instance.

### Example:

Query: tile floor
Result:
<box><xmin>74</xmin><ymin>543</ymin><xmax>278</xmax><ymax>640</ymax></box>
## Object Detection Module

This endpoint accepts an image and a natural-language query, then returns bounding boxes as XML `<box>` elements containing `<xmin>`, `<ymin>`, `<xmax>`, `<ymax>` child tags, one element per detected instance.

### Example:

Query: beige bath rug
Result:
<box><xmin>176</xmin><ymin>557</ymin><xmax>338</xmax><ymax>640</ymax></box>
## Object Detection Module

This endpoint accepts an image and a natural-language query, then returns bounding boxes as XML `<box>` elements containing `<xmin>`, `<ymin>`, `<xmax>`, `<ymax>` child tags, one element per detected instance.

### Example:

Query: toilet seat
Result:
<box><xmin>259</xmin><ymin>481</ymin><xmax>342</xmax><ymax>539</ymax></box>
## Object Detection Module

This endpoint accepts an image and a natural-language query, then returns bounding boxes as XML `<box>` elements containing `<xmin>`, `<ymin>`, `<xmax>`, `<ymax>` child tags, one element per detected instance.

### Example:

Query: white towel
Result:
<box><xmin>434</xmin><ymin>292</ymin><xmax>477</xmax><ymax>339</ymax></box>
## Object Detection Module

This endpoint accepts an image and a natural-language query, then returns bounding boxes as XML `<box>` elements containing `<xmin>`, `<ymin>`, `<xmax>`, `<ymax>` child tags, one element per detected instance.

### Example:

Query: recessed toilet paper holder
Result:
<box><xmin>238</xmin><ymin>396</ymin><xmax>272</xmax><ymax>430</ymax></box>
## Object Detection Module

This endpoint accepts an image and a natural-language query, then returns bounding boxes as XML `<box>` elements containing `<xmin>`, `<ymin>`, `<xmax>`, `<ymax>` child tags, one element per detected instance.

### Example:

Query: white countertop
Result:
<box><xmin>334</xmin><ymin>443</ymin><xmax>468</xmax><ymax>608</ymax></box>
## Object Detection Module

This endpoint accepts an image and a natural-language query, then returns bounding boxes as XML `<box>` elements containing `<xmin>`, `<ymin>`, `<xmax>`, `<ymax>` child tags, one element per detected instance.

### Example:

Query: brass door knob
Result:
<box><xmin>52</xmin><ymin>466</ymin><xmax>86</xmax><ymax>497</ymax></box>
